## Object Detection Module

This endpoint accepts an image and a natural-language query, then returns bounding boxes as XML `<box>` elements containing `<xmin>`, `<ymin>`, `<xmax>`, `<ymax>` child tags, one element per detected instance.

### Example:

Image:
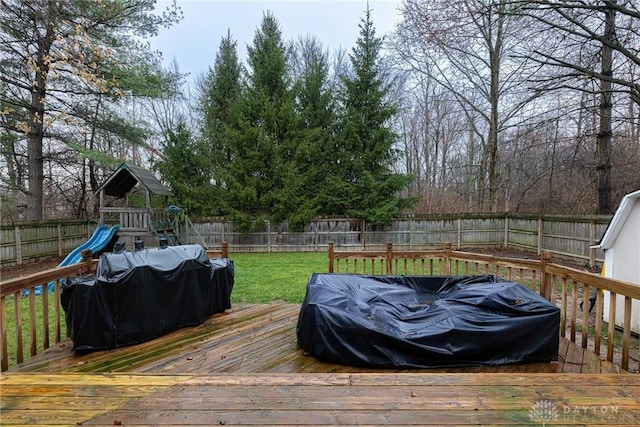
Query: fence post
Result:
<box><xmin>57</xmin><ymin>224</ymin><xmax>63</xmax><ymax>256</ymax></box>
<box><xmin>409</xmin><ymin>217</ymin><xmax>414</xmax><ymax>251</ymax></box>
<box><xmin>457</xmin><ymin>218</ymin><xmax>462</xmax><ymax>249</ymax></box>
<box><xmin>540</xmin><ymin>252</ymin><xmax>554</xmax><ymax>301</ymax></box>
<box><xmin>314</xmin><ymin>219</ymin><xmax>318</xmax><ymax>252</ymax></box>
<box><xmin>386</xmin><ymin>242</ymin><xmax>393</xmax><ymax>274</ymax></box>
<box><xmin>267</xmin><ymin>220</ymin><xmax>271</xmax><ymax>253</ymax></box>
<box><xmin>537</xmin><ymin>217</ymin><xmax>543</xmax><ymax>255</ymax></box>
<box><xmin>328</xmin><ymin>242</ymin><xmax>334</xmax><ymax>273</ymax></box>
<box><xmin>504</xmin><ymin>215</ymin><xmax>509</xmax><ymax>248</ymax></box>
<box><xmin>14</xmin><ymin>226</ymin><xmax>22</xmax><ymax>265</ymax></box>
<box><xmin>589</xmin><ymin>219</ymin><xmax>596</xmax><ymax>267</ymax></box>
<box><xmin>444</xmin><ymin>242</ymin><xmax>452</xmax><ymax>275</ymax></box>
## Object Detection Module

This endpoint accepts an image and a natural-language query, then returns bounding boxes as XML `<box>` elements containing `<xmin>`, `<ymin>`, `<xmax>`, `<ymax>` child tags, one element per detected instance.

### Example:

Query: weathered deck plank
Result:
<box><xmin>4</xmin><ymin>303</ymin><xmax>638</xmax><ymax>426</ymax></box>
<box><xmin>2</xmin><ymin>373</ymin><xmax>639</xmax><ymax>426</ymax></box>
<box><xmin>9</xmin><ymin>303</ymin><xmax>624</xmax><ymax>375</ymax></box>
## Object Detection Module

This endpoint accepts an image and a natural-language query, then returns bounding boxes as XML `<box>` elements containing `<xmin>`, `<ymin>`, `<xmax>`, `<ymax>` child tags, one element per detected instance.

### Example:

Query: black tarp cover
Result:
<box><xmin>297</xmin><ymin>274</ymin><xmax>560</xmax><ymax>368</ymax></box>
<box><xmin>61</xmin><ymin>245</ymin><xmax>234</xmax><ymax>351</ymax></box>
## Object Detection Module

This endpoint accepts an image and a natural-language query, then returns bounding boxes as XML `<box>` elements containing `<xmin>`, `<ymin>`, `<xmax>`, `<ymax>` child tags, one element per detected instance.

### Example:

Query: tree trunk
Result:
<box><xmin>466</xmin><ymin>119</ymin><xmax>475</xmax><ymax>210</ymax></box>
<box><xmin>487</xmin><ymin>3</ymin><xmax>504</xmax><ymax>212</ymax></box>
<box><xmin>89</xmin><ymin>96</ymin><xmax>102</xmax><ymax>217</ymax></box>
<box><xmin>26</xmin><ymin>66</ymin><xmax>47</xmax><ymax>220</ymax></box>
<box><xmin>596</xmin><ymin>3</ymin><xmax>615</xmax><ymax>214</ymax></box>
<box><xmin>487</xmin><ymin>74</ymin><xmax>500</xmax><ymax>212</ymax></box>
<box><xmin>26</xmin><ymin>18</ymin><xmax>55</xmax><ymax>220</ymax></box>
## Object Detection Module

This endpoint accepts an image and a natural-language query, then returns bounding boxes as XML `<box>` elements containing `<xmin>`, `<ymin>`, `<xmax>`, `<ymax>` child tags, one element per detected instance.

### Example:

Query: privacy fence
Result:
<box><xmin>1</xmin><ymin>214</ymin><xmax>611</xmax><ymax>269</ymax></box>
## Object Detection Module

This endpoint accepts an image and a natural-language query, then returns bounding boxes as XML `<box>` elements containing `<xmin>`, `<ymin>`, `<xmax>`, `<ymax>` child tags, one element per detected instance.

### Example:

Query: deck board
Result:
<box><xmin>9</xmin><ymin>302</ymin><xmax>616</xmax><ymax>375</ymax></box>
<box><xmin>2</xmin><ymin>373</ymin><xmax>639</xmax><ymax>426</ymax></box>
<box><xmin>3</xmin><ymin>303</ymin><xmax>638</xmax><ymax>426</ymax></box>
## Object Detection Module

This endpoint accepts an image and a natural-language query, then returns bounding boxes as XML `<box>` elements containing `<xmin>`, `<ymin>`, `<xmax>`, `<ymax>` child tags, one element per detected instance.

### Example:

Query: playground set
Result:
<box><xmin>94</xmin><ymin>162</ymin><xmax>206</xmax><ymax>249</ymax></box>
<box><xmin>28</xmin><ymin>163</ymin><xmax>205</xmax><ymax>294</ymax></box>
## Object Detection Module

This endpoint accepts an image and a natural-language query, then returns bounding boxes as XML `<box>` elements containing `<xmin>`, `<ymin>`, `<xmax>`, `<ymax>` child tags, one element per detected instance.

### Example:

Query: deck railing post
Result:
<box><xmin>328</xmin><ymin>242</ymin><xmax>334</xmax><ymax>273</ymax></box>
<box><xmin>386</xmin><ymin>242</ymin><xmax>393</xmax><ymax>274</ymax></box>
<box><xmin>221</xmin><ymin>241</ymin><xmax>229</xmax><ymax>259</ymax></box>
<box><xmin>444</xmin><ymin>242</ymin><xmax>452</xmax><ymax>275</ymax></box>
<box><xmin>540</xmin><ymin>252</ymin><xmax>553</xmax><ymax>300</ymax></box>
<box><xmin>80</xmin><ymin>249</ymin><xmax>93</xmax><ymax>274</ymax></box>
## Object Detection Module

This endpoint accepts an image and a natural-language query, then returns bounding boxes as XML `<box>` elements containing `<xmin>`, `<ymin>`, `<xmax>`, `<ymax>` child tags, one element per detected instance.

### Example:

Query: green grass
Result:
<box><xmin>230</xmin><ymin>251</ymin><xmax>328</xmax><ymax>304</ymax></box>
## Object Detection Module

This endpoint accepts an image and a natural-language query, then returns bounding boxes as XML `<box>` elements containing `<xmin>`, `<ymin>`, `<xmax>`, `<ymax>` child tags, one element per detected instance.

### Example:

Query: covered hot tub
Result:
<box><xmin>297</xmin><ymin>274</ymin><xmax>559</xmax><ymax>368</ymax></box>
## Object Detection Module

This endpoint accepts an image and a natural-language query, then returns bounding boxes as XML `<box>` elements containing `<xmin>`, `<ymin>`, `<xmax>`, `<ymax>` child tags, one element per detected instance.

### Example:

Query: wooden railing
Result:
<box><xmin>0</xmin><ymin>243</ymin><xmax>228</xmax><ymax>372</ymax></box>
<box><xmin>328</xmin><ymin>242</ymin><xmax>640</xmax><ymax>373</ymax></box>
<box><xmin>99</xmin><ymin>207</ymin><xmax>167</xmax><ymax>232</ymax></box>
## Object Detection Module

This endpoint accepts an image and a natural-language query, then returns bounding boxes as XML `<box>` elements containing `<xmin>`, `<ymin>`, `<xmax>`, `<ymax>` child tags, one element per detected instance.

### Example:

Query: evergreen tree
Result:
<box><xmin>199</xmin><ymin>29</ymin><xmax>243</xmax><ymax>215</ymax></box>
<box><xmin>153</xmin><ymin>121</ymin><xmax>211</xmax><ymax>216</ymax></box>
<box><xmin>221</xmin><ymin>12</ymin><xmax>296</xmax><ymax>230</ymax></box>
<box><xmin>286</xmin><ymin>37</ymin><xmax>337</xmax><ymax>229</ymax></box>
<box><xmin>334</xmin><ymin>5</ymin><xmax>415</xmax><ymax>224</ymax></box>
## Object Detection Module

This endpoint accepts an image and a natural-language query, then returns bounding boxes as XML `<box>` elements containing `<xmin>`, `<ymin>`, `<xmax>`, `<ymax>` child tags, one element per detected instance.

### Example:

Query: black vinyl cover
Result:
<box><xmin>61</xmin><ymin>245</ymin><xmax>234</xmax><ymax>351</ymax></box>
<box><xmin>297</xmin><ymin>274</ymin><xmax>560</xmax><ymax>368</ymax></box>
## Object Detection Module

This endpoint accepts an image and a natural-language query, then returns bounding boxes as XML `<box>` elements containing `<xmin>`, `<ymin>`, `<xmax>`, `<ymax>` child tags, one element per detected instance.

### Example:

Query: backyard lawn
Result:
<box><xmin>230</xmin><ymin>251</ymin><xmax>328</xmax><ymax>304</ymax></box>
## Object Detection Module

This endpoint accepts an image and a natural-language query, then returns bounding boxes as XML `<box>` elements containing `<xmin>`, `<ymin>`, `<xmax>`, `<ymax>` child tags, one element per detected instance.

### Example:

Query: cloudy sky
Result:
<box><xmin>150</xmin><ymin>0</ymin><xmax>403</xmax><ymax>81</ymax></box>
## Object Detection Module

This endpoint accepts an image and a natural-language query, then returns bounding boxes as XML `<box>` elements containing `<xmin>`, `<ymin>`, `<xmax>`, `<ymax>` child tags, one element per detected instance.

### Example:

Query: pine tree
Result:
<box><xmin>334</xmin><ymin>5</ymin><xmax>415</xmax><ymax>225</ymax></box>
<box><xmin>153</xmin><ymin>121</ymin><xmax>210</xmax><ymax>216</ymax></box>
<box><xmin>285</xmin><ymin>37</ymin><xmax>337</xmax><ymax>230</ymax></box>
<box><xmin>199</xmin><ymin>29</ymin><xmax>243</xmax><ymax>215</ymax></box>
<box><xmin>221</xmin><ymin>12</ymin><xmax>296</xmax><ymax>230</ymax></box>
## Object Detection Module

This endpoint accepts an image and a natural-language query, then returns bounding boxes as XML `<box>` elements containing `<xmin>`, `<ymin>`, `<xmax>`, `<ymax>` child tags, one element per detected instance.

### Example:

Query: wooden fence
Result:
<box><xmin>328</xmin><ymin>242</ymin><xmax>640</xmax><ymax>373</ymax></box>
<box><xmin>2</xmin><ymin>214</ymin><xmax>611</xmax><ymax>268</ymax></box>
<box><xmin>1</xmin><ymin>220</ymin><xmax>92</xmax><ymax>268</ymax></box>
<box><xmin>187</xmin><ymin>214</ymin><xmax>611</xmax><ymax>265</ymax></box>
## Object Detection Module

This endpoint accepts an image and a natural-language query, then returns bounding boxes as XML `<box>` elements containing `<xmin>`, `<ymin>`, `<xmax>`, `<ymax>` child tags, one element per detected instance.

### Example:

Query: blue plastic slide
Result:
<box><xmin>28</xmin><ymin>225</ymin><xmax>120</xmax><ymax>295</ymax></box>
<box><xmin>57</xmin><ymin>225</ymin><xmax>120</xmax><ymax>268</ymax></box>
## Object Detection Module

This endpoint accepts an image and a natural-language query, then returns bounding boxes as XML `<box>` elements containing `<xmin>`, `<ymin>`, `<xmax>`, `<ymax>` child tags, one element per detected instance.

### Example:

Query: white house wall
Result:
<box><xmin>603</xmin><ymin>198</ymin><xmax>640</xmax><ymax>333</ymax></box>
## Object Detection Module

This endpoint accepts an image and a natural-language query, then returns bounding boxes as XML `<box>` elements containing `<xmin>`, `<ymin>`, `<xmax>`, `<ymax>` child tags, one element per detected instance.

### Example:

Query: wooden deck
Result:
<box><xmin>2</xmin><ymin>303</ymin><xmax>639</xmax><ymax>426</ymax></box>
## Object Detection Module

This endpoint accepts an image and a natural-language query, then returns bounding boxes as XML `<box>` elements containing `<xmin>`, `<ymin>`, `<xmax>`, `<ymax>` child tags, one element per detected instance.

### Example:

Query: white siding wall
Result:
<box><xmin>604</xmin><ymin>198</ymin><xmax>640</xmax><ymax>333</ymax></box>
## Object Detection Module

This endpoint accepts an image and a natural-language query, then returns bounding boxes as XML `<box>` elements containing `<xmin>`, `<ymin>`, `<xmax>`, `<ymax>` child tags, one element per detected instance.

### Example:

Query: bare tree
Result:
<box><xmin>393</xmin><ymin>0</ymin><xmax>543</xmax><ymax>211</ymax></box>
<box><xmin>510</xmin><ymin>0</ymin><xmax>640</xmax><ymax>213</ymax></box>
<box><xmin>395</xmin><ymin>74</ymin><xmax>469</xmax><ymax>212</ymax></box>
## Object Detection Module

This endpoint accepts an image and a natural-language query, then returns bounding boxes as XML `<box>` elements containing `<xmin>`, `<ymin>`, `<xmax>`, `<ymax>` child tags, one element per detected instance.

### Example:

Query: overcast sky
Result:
<box><xmin>150</xmin><ymin>0</ymin><xmax>403</xmax><ymax>81</ymax></box>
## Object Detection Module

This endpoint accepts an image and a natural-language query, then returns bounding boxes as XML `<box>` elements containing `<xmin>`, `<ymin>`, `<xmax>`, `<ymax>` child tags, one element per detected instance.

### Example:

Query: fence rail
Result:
<box><xmin>2</xmin><ymin>214</ymin><xmax>611</xmax><ymax>268</ymax></box>
<box><xmin>328</xmin><ymin>242</ymin><xmax>640</xmax><ymax>373</ymax></box>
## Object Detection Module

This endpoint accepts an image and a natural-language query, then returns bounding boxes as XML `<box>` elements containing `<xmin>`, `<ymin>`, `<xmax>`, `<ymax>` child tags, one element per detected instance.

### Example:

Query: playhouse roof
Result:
<box><xmin>596</xmin><ymin>189</ymin><xmax>640</xmax><ymax>249</ymax></box>
<box><xmin>95</xmin><ymin>163</ymin><xmax>173</xmax><ymax>198</ymax></box>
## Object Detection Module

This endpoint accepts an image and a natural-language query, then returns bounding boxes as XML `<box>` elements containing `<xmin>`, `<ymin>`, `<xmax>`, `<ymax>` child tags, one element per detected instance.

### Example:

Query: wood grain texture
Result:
<box><xmin>2</xmin><ymin>373</ymin><xmax>639</xmax><ymax>426</ymax></box>
<box><xmin>2</xmin><ymin>303</ymin><xmax>638</xmax><ymax>426</ymax></box>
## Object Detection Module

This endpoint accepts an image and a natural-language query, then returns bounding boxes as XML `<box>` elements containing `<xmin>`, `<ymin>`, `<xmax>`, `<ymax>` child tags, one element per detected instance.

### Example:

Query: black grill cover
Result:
<box><xmin>297</xmin><ymin>274</ymin><xmax>560</xmax><ymax>368</ymax></box>
<box><xmin>61</xmin><ymin>245</ymin><xmax>234</xmax><ymax>351</ymax></box>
